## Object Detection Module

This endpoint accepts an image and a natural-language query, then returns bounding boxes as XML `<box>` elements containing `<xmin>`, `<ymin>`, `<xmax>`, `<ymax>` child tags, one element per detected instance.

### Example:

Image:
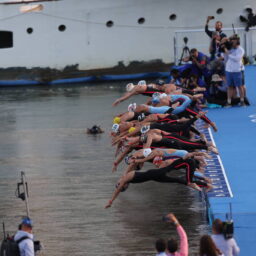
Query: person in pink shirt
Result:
<box><xmin>164</xmin><ymin>213</ymin><xmax>188</xmax><ymax>256</ymax></box>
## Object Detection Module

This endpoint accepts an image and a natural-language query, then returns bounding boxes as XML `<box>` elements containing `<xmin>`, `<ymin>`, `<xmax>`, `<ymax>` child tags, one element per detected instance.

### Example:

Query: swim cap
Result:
<box><xmin>112</xmin><ymin>124</ymin><xmax>119</xmax><ymax>133</ymax></box>
<box><xmin>113</xmin><ymin>116</ymin><xmax>121</xmax><ymax>124</ymax></box>
<box><xmin>137</xmin><ymin>113</ymin><xmax>145</xmax><ymax>121</ymax></box>
<box><xmin>143</xmin><ymin>148</ymin><xmax>152</xmax><ymax>157</ymax></box>
<box><xmin>126</xmin><ymin>83</ymin><xmax>135</xmax><ymax>92</ymax></box>
<box><xmin>140</xmin><ymin>134</ymin><xmax>147</xmax><ymax>143</ymax></box>
<box><xmin>153</xmin><ymin>156</ymin><xmax>163</xmax><ymax>165</ymax></box>
<box><xmin>152</xmin><ymin>92</ymin><xmax>161</xmax><ymax>104</ymax></box>
<box><xmin>138</xmin><ymin>80</ymin><xmax>146</xmax><ymax>86</ymax></box>
<box><xmin>155</xmin><ymin>78</ymin><xmax>165</xmax><ymax>86</ymax></box>
<box><xmin>125</xmin><ymin>155</ymin><xmax>132</xmax><ymax>165</ymax></box>
<box><xmin>128</xmin><ymin>127</ymin><xmax>136</xmax><ymax>133</ymax></box>
<box><xmin>152</xmin><ymin>92</ymin><xmax>161</xmax><ymax>99</ymax></box>
<box><xmin>140</xmin><ymin>125</ymin><xmax>150</xmax><ymax>134</ymax></box>
<box><xmin>128</xmin><ymin>102</ymin><xmax>137</xmax><ymax>112</ymax></box>
<box><xmin>159</xmin><ymin>93</ymin><xmax>168</xmax><ymax>99</ymax></box>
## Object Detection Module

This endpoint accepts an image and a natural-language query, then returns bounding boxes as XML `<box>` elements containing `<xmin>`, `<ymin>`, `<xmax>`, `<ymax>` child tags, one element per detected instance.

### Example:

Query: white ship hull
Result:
<box><xmin>0</xmin><ymin>0</ymin><xmax>255</xmax><ymax>82</ymax></box>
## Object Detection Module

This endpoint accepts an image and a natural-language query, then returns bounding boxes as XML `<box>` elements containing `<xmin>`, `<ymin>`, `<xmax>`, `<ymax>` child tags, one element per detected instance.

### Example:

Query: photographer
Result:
<box><xmin>211</xmin><ymin>219</ymin><xmax>240</xmax><ymax>256</ymax></box>
<box><xmin>14</xmin><ymin>217</ymin><xmax>35</xmax><ymax>256</ymax></box>
<box><xmin>223</xmin><ymin>35</ymin><xmax>245</xmax><ymax>106</ymax></box>
<box><xmin>182</xmin><ymin>49</ymin><xmax>210</xmax><ymax>82</ymax></box>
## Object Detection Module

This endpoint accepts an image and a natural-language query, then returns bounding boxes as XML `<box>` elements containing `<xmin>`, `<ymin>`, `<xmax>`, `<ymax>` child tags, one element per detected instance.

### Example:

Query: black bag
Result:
<box><xmin>0</xmin><ymin>236</ymin><xmax>30</xmax><ymax>256</ymax></box>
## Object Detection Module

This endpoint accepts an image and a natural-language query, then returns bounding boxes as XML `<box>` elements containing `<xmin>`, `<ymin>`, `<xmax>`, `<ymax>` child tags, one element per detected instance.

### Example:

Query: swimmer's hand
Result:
<box><xmin>105</xmin><ymin>200</ymin><xmax>112</xmax><ymax>208</ymax></box>
<box><xmin>112</xmin><ymin>164</ymin><xmax>117</xmax><ymax>173</ymax></box>
<box><xmin>112</xmin><ymin>99</ymin><xmax>120</xmax><ymax>106</ymax></box>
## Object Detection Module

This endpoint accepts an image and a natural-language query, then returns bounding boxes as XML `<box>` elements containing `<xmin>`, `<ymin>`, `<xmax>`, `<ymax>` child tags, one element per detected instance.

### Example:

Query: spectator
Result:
<box><xmin>165</xmin><ymin>213</ymin><xmax>188</xmax><ymax>256</ymax></box>
<box><xmin>155</xmin><ymin>238</ymin><xmax>167</xmax><ymax>256</ymax></box>
<box><xmin>200</xmin><ymin>234</ymin><xmax>223</xmax><ymax>256</ymax></box>
<box><xmin>14</xmin><ymin>217</ymin><xmax>35</xmax><ymax>256</ymax></box>
<box><xmin>211</xmin><ymin>219</ymin><xmax>240</xmax><ymax>256</ymax></box>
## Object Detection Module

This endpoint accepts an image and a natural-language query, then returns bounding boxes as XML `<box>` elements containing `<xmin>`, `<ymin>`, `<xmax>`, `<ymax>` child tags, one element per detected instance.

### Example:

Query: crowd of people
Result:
<box><xmin>168</xmin><ymin>16</ymin><xmax>250</xmax><ymax>108</ymax></box>
<box><xmin>106</xmin><ymin>76</ymin><xmax>219</xmax><ymax>209</ymax></box>
<box><xmin>155</xmin><ymin>214</ymin><xmax>240</xmax><ymax>256</ymax></box>
<box><xmin>104</xmin><ymin>17</ymin><xmax>244</xmax><ymax>255</ymax></box>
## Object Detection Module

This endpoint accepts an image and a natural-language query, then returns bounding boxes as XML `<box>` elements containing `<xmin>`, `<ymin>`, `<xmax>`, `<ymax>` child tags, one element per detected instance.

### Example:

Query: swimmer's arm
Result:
<box><xmin>113</xmin><ymin>146</ymin><xmax>132</xmax><ymax>172</ymax></box>
<box><xmin>134</xmin><ymin>151</ymin><xmax>157</xmax><ymax>164</ymax></box>
<box><xmin>112</xmin><ymin>91</ymin><xmax>137</xmax><ymax>106</ymax></box>
<box><xmin>105</xmin><ymin>173</ymin><xmax>133</xmax><ymax>208</ymax></box>
<box><xmin>143</xmin><ymin>134</ymin><xmax>153</xmax><ymax>149</ymax></box>
<box><xmin>124</xmin><ymin>163</ymin><xmax>136</xmax><ymax>175</ymax></box>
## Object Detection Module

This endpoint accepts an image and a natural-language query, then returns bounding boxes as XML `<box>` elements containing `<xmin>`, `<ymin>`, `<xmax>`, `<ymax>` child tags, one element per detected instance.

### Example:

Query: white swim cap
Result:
<box><xmin>140</xmin><ymin>125</ymin><xmax>150</xmax><ymax>134</ymax></box>
<box><xmin>138</xmin><ymin>80</ymin><xmax>146</xmax><ymax>86</ymax></box>
<box><xmin>159</xmin><ymin>93</ymin><xmax>168</xmax><ymax>99</ymax></box>
<box><xmin>126</xmin><ymin>83</ymin><xmax>135</xmax><ymax>92</ymax></box>
<box><xmin>143</xmin><ymin>148</ymin><xmax>152</xmax><ymax>157</ymax></box>
<box><xmin>112</xmin><ymin>124</ymin><xmax>119</xmax><ymax>133</ymax></box>
<box><xmin>128</xmin><ymin>102</ymin><xmax>137</xmax><ymax>112</ymax></box>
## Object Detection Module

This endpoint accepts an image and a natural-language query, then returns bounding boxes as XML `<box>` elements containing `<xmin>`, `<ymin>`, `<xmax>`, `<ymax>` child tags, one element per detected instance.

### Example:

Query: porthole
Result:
<box><xmin>138</xmin><ymin>17</ymin><xmax>145</xmax><ymax>24</ymax></box>
<box><xmin>106</xmin><ymin>20</ymin><xmax>114</xmax><ymax>27</ymax></box>
<box><xmin>27</xmin><ymin>27</ymin><xmax>33</xmax><ymax>34</ymax></box>
<box><xmin>169</xmin><ymin>14</ymin><xmax>177</xmax><ymax>21</ymax></box>
<box><xmin>216</xmin><ymin>8</ymin><xmax>223</xmax><ymax>14</ymax></box>
<box><xmin>58</xmin><ymin>25</ymin><xmax>66</xmax><ymax>32</ymax></box>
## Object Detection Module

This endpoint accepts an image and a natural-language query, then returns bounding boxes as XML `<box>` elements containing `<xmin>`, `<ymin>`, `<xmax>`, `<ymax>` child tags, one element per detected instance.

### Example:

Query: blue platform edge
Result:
<box><xmin>0</xmin><ymin>72</ymin><xmax>169</xmax><ymax>86</ymax></box>
<box><xmin>205</xmin><ymin>65</ymin><xmax>256</xmax><ymax>256</ymax></box>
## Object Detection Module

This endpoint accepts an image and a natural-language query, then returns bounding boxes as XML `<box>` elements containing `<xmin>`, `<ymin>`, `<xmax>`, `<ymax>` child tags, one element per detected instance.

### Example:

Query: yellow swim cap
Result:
<box><xmin>113</xmin><ymin>117</ymin><xmax>121</xmax><ymax>124</ymax></box>
<box><xmin>128</xmin><ymin>127</ymin><xmax>136</xmax><ymax>133</ymax></box>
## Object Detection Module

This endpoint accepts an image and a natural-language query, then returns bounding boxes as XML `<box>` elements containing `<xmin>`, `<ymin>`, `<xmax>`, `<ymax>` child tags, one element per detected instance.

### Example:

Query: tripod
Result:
<box><xmin>179</xmin><ymin>37</ymin><xmax>190</xmax><ymax>65</ymax></box>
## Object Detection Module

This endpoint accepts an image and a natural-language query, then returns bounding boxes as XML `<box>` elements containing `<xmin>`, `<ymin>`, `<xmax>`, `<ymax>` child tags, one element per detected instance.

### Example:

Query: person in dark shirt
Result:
<box><xmin>205</xmin><ymin>16</ymin><xmax>227</xmax><ymax>60</ymax></box>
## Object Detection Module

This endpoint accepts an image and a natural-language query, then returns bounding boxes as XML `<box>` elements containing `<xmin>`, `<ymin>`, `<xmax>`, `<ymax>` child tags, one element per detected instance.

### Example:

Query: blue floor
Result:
<box><xmin>206</xmin><ymin>66</ymin><xmax>256</xmax><ymax>256</ymax></box>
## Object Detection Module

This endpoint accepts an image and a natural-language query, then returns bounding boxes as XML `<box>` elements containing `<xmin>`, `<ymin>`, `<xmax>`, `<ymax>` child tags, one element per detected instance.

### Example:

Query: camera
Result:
<box><xmin>219</xmin><ymin>40</ymin><xmax>232</xmax><ymax>52</ymax></box>
<box><xmin>222</xmin><ymin>221</ymin><xmax>234</xmax><ymax>239</ymax></box>
<box><xmin>209</xmin><ymin>16</ymin><xmax>215</xmax><ymax>20</ymax></box>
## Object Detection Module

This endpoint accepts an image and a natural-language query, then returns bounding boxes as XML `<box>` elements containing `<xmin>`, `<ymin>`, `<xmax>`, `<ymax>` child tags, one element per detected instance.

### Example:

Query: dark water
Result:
<box><xmin>0</xmin><ymin>83</ymin><xmax>209</xmax><ymax>255</ymax></box>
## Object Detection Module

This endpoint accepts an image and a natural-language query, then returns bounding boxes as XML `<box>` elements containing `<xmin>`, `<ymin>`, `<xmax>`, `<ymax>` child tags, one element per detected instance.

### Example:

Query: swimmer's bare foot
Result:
<box><xmin>208</xmin><ymin>146</ymin><xmax>219</xmax><ymax>154</ymax></box>
<box><xmin>210</xmin><ymin>122</ymin><xmax>218</xmax><ymax>132</ymax></box>
<box><xmin>188</xmin><ymin>183</ymin><xmax>202</xmax><ymax>191</ymax></box>
<box><xmin>204</xmin><ymin>177</ymin><xmax>212</xmax><ymax>184</ymax></box>
<box><xmin>205</xmin><ymin>183</ymin><xmax>214</xmax><ymax>192</ymax></box>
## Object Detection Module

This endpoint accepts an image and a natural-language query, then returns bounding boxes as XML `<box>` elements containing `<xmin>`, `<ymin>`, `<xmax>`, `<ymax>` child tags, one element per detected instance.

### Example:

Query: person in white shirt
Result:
<box><xmin>223</xmin><ymin>35</ymin><xmax>245</xmax><ymax>106</ymax></box>
<box><xmin>155</xmin><ymin>238</ymin><xmax>167</xmax><ymax>256</ymax></box>
<box><xmin>211</xmin><ymin>219</ymin><xmax>240</xmax><ymax>256</ymax></box>
<box><xmin>14</xmin><ymin>217</ymin><xmax>35</xmax><ymax>256</ymax></box>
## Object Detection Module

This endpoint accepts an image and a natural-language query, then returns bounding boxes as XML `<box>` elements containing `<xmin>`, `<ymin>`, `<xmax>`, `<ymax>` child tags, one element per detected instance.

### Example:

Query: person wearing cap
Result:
<box><xmin>223</xmin><ymin>35</ymin><xmax>245</xmax><ymax>107</ymax></box>
<box><xmin>14</xmin><ymin>217</ymin><xmax>35</xmax><ymax>256</ymax></box>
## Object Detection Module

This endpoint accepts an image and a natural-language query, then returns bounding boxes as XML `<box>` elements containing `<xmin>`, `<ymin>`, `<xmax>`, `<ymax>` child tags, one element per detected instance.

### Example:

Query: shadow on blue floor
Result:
<box><xmin>206</xmin><ymin>65</ymin><xmax>256</xmax><ymax>256</ymax></box>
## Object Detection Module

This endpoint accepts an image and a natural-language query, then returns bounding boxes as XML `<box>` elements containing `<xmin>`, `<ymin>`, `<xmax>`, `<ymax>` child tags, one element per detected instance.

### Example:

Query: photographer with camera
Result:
<box><xmin>211</xmin><ymin>219</ymin><xmax>240</xmax><ymax>256</ymax></box>
<box><xmin>222</xmin><ymin>35</ymin><xmax>246</xmax><ymax>107</ymax></box>
<box><xmin>182</xmin><ymin>48</ymin><xmax>210</xmax><ymax>81</ymax></box>
<box><xmin>14</xmin><ymin>217</ymin><xmax>35</xmax><ymax>256</ymax></box>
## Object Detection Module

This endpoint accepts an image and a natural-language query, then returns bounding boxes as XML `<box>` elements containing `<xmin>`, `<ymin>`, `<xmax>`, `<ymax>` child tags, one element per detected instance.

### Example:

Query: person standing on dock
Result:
<box><xmin>211</xmin><ymin>219</ymin><xmax>240</xmax><ymax>256</ymax></box>
<box><xmin>14</xmin><ymin>217</ymin><xmax>35</xmax><ymax>256</ymax></box>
